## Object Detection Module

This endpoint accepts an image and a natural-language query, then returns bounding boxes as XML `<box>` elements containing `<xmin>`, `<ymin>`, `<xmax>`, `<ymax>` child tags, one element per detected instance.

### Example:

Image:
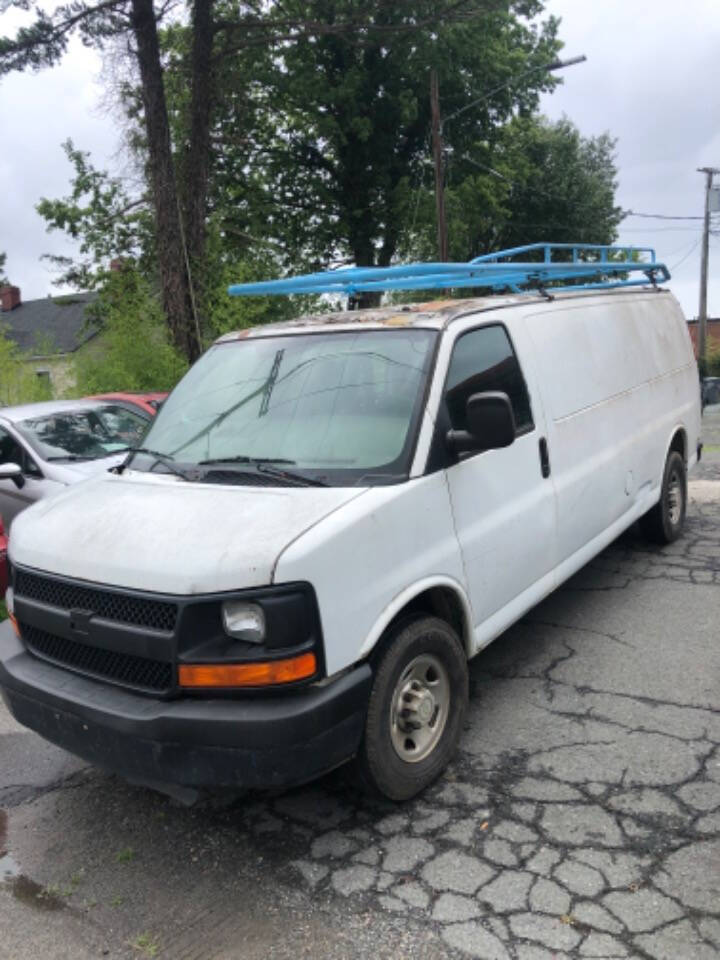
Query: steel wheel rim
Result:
<box><xmin>389</xmin><ymin>653</ymin><xmax>450</xmax><ymax>763</ymax></box>
<box><xmin>667</xmin><ymin>470</ymin><xmax>683</xmax><ymax>526</ymax></box>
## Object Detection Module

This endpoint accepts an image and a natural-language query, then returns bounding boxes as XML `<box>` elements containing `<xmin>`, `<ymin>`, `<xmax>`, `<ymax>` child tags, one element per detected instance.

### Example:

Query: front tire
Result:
<box><xmin>356</xmin><ymin>616</ymin><xmax>468</xmax><ymax>801</ymax></box>
<box><xmin>639</xmin><ymin>450</ymin><xmax>687</xmax><ymax>544</ymax></box>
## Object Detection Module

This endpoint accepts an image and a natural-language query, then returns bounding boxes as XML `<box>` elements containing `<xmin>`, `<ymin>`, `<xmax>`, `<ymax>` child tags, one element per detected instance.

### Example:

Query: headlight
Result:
<box><xmin>221</xmin><ymin>600</ymin><xmax>266</xmax><ymax>643</ymax></box>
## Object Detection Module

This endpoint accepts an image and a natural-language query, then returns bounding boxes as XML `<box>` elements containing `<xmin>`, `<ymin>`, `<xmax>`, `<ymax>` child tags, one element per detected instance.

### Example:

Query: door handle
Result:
<box><xmin>539</xmin><ymin>437</ymin><xmax>551</xmax><ymax>478</ymax></box>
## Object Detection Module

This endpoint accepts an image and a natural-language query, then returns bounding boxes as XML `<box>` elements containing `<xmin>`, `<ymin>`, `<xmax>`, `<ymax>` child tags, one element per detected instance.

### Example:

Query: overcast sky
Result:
<box><xmin>1</xmin><ymin>0</ymin><xmax>719</xmax><ymax>317</ymax></box>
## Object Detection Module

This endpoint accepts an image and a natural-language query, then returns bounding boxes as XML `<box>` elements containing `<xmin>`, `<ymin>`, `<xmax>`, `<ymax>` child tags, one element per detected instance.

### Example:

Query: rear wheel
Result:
<box><xmin>356</xmin><ymin>616</ymin><xmax>468</xmax><ymax>801</ymax></box>
<box><xmin>639</xmin><ymin>450</ymin><xmax>687</xmax><ymax>544</ymax></box>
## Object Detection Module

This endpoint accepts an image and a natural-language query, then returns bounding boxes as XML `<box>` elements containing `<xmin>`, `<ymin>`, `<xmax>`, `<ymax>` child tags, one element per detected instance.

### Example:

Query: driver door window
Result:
<box><xmin>445</xmin><ymin>324</ymin><xmax>534</xmax><ymax>435</ymax></box>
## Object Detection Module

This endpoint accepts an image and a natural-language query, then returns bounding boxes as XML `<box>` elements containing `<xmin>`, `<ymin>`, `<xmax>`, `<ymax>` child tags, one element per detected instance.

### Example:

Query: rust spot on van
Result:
<box><xmin>416</xmin><ymin>299</ymin><xmax>457</xmax><ymax>311</ymax></box>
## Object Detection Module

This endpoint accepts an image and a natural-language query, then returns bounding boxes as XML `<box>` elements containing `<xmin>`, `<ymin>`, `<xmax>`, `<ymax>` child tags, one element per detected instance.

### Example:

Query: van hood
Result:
<box><xmin>10</xmin><ymin>470</ymin><xmax>366</xmax><ymax>594</ymax></box>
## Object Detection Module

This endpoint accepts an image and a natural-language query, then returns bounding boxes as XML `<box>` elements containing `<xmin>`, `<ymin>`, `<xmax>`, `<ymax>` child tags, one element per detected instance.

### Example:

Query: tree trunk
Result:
<box><xmin>183</xmin><ymin>0</ymin><xmax>214</xmax><ymax>276</ymax></box>
<box><xmin>350</xmin><ymin>238</ymin><xmax>382</xmax><ymax>310</ymax></box>
<box><xmin>130</xmin><ymin>0</ymin><xmax>202</xmax><ymax>362</ymax></box>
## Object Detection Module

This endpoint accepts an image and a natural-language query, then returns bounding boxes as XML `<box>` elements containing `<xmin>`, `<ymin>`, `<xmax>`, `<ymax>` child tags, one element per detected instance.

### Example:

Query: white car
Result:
<box><xmin>0</xmin><ymin>399</ymin><xmax>151</xmax><ymax>528</ymax></box>
<box><xmin>0</xmin><ymin>268</ymin><xmax>701</xmax><ymax>801</ymax></box>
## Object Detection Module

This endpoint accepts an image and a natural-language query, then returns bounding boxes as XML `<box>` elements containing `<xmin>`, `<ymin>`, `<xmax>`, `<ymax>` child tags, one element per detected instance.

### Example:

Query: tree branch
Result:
<box><xmin>0</xmin><ymin>0</ymin><xmax>127</xmax><ymax>73</ymax></box>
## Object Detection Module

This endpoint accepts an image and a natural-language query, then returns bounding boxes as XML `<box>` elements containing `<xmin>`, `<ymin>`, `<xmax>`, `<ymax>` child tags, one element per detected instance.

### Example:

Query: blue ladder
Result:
<box><xmin>228</xmin><ymin>243</ymin><xmax>670</xmax><ymax>299</ymax></box>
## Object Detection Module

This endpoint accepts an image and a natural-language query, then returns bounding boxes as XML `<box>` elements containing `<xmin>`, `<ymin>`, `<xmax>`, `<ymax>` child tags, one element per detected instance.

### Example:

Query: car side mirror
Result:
<box><xmin>446</xmin><ymin>391</ymin><xmax>516</xmax><ymax>455</ymax></box>
<box><xmin>0</xmin><ymin>462</ymin><xmax>25</xmax><ymax>489</ymax></box>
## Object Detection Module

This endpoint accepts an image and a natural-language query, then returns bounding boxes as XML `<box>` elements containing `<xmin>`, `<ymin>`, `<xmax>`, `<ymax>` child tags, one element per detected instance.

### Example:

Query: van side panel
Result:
<box><xmin>525</xmin><ymin>293</ymin><xmax>699</xmax><ymax>563</ymax></box>
<box><xmin>274</xmin><ymin>472</ymin><xmax>469</xmax><ymax>676</ymax></box>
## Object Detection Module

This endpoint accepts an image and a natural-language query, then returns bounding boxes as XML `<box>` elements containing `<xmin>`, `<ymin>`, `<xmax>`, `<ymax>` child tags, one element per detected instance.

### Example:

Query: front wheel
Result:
<box><xmin>639</xmin><ymin>450</ymin><xmax>687</xmax><ymax>544</ymax></box>
<box><xmin>355</xmin><ymin>616</ymin><xmax>468</xmax><ymax>801</ymax></box>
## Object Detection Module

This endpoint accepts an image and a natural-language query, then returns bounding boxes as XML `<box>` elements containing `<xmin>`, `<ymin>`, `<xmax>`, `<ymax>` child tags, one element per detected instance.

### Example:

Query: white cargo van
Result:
<box><xmin>0</xmin><ymin>246</ymin><xmax>701</xmax><ymax>801</ymax></box>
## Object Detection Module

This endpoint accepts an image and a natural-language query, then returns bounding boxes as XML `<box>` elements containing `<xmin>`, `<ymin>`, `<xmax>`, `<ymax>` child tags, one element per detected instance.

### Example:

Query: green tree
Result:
<box><xmin>37</xmin><ymin>140</ymin><xmax>154</xmax><ymax>290</ymax></box>
<box><xmin>402</xmin><ymin>115</ymin><xmax>622</xmax><ymax>264</ymax></box>
<box><xmin>0</xmin><ymin>327</ymin><xmax>54</xmax><ymax>405</ymax></box>
<box><xmin>1</xmin><ymin>0</ymin><xmax>212</xmax><ymax>360</ymax></box>
<box><xmin>493</xmin><ymin>116</ymin><xmax>622</xmax><ymax>250</ymax></box>
<box><xmin>704</xmin><ymin>345</ymin><xmax>720</xmax><ymax>378</ymax></box>
<box><xmin>2</xmin><ymin>0</ymin><xmax>492</xmax><ymax>357</ymax></box>
<box><xmin>244</xmin><ymin>0</ymin><xmax>560</xmax><ymax>299</ymax></box>
<box><xmin>0</xmin><ymin>252</ymin><xmax>7</xmax><ymax>285</ymax></box>
<box><xmin>36</xmin><ymin>149</ymin><xmax>319</xmax><ymax>342</ymax></box>
<box><xmin>73</xmin><ymin>268</ymin><xmax>188</xmax><ymax>394</ymax></box>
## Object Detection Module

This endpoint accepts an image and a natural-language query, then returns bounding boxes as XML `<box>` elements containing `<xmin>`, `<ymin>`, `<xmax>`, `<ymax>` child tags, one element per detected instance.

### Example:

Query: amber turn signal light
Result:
<box><xmin>178</xmin><ymin>652</ymin><xmax>317</xmax><ymax>689</ymax></box>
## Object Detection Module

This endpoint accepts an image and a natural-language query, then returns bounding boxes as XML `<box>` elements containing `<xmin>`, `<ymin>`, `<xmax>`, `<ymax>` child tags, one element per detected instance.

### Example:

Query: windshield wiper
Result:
<box><xmin>122</xmin><ymin>447</ymin><xmax>197</xmax><ymax>482</ymax></box>
<box><xmin>255</xmin><ymin>462</ymin><xmax>328</xmax><ymax>487</ymax></box>
<box><xmin>197</xmin><ymin>456</ymin><xmax>296</xmax><ymax>466</ymax></box>
<box><xmin>46</xmin><ymin>455</ymin><xmax>94</xmax><ymax>462</ymax></box>
<box><xmin>198</xmin><ymin>456</ymin><xmax>328</xmax><ymax>487</ymax></box>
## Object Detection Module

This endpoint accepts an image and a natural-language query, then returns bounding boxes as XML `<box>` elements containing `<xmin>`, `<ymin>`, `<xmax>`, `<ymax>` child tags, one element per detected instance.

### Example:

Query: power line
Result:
<box><xmin>442</xmin><ymin>55</ymin><xmax>587</xmax><ymax>130</ymax></box>
<box><xmin>622</xmin><ymin>210</ymin><xmax>705</xmax><ymax>221</ymax></box>
<box><xmin>669</xmin><ymin>237</ymin><xmax>702</xmax><ymax>272</ymax></box>
<box><xmin>664</xmin><ymin>236</ymin><xmax>704</xmax><ymax>260</ymax></box>
<box><xmin>617</xmin><ymin>226</ymin><xmax>707</xmax><ymax>234</ymax></box>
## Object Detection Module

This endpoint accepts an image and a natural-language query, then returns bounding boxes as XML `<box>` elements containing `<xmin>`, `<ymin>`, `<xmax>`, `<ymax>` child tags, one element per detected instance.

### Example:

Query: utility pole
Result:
<box><xmin>430</xmin><ymin>69</ymin><xmax>449</xmax><ymax>262</ymax></box>
<box><xmin>429</xmin><ymin>55</ymin><xmax>586</xmax><ymax>264</ymax></box>
<box><xmin>698</xmin><ymin>166</ymin><xmax>720</xmax><ymax>372</ymax></box>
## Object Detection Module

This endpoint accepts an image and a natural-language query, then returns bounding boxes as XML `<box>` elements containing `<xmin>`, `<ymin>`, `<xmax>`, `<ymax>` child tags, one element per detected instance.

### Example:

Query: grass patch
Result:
<box><xmin>132</xmin><ymin>933</ymin><xmax>159</xmax><ymax>958</ymax></box>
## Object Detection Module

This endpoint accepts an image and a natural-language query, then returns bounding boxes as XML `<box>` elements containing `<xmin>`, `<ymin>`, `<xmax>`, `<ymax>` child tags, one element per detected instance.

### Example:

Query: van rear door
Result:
<box><xmin>524</xmin><ymin>293</ymin><xmax>693</xmax><ymax>566</ymax></box>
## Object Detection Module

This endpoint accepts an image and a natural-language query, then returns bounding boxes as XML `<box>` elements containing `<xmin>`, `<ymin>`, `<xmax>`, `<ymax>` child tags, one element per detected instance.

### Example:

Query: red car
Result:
<box><xmin>87</xmin><ymin>392</ymin><xmax>168</xmax><ymax>418</ymax></box>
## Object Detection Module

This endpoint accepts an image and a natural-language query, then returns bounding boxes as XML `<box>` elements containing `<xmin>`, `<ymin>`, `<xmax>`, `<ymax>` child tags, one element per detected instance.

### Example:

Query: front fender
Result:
<box><xmin>357</xmin><ymin>575</ymin><xmax>474</xmax><ymax>660</ymax></box>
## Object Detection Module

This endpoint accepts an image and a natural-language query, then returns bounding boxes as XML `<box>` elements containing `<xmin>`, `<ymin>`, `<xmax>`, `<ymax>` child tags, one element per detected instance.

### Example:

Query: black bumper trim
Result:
<box><xmin>0</xmin><ymin>623</ymin><xmax>371</xmax><ymax>789</ymax></box>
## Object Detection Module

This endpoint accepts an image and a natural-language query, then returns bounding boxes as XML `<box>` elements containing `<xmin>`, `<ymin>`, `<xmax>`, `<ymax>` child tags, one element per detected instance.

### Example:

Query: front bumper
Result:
<box><xmin>0</xmin><ymin>622</ymin><xmax>371</xmax><ymax>789</ymax></box>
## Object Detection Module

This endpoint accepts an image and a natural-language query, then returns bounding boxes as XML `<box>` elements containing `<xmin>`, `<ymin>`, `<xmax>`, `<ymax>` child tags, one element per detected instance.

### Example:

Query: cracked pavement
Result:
<box><xmin>1</xmin><ymin>460</ymin><xmax>718</xmax><ymax>958</ymax></box>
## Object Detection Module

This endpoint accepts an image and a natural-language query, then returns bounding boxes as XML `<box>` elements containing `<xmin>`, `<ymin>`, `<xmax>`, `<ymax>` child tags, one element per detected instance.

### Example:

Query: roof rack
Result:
<box><xmin>227</xmin><ymin>243</ymin><xmax>670</xmax><ymax>299</ymax></box>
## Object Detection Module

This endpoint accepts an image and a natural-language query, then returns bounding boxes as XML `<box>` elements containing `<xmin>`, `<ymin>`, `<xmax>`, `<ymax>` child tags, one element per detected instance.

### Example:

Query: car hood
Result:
<box><xmin>9</xmin><ymin>470</ymin><xmax>366</xmax><ymax>594</ymax></box>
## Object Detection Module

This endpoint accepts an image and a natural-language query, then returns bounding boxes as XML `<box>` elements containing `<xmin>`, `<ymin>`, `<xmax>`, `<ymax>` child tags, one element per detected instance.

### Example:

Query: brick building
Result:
<box><xmin>687</xmin><ymin>317</ymin><xmax>720</xmax><ymax>358</ymax></box>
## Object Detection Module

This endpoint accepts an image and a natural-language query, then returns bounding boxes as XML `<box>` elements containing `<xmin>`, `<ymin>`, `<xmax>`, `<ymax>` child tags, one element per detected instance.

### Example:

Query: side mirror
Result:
<box><xmin>447</xmin><ymin>391</ymin><xmax>516</xmax><ymax>455</ymax></box>
<box><xmin>0</xmin><ymin>463</ymin><xmax>25</xmax><ymax>489</ymax></box>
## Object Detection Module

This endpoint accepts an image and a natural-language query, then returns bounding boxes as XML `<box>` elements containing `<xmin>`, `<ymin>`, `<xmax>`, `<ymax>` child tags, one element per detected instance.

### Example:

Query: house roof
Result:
<box><xmin>0</xmin><ymin>292</ymin><xmax>98</xmax><ymax>355</ymax></box>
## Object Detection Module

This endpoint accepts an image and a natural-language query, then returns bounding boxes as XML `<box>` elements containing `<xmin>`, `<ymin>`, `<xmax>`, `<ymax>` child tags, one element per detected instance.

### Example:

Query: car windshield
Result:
<box><xmin>134</xmin><ymin>328</ymin><xmax>437</xmax><ymax>486</ymax></box>
<box><xmin>16</xmin><ymin>405</ymin><xmax>149</xmax><ymax>461</ymax></box>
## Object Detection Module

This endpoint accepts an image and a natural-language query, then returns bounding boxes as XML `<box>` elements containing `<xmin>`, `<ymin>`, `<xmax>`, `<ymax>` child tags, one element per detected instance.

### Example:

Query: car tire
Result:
<box><xmin>356</xmin><ymin>615</ymin><xmax>468</xmax><ymax>802</ymax></box>
<box><xmin>639</xmin><ymin>450</ymin><xmax>687</xmax><ymax>544</ymax></box>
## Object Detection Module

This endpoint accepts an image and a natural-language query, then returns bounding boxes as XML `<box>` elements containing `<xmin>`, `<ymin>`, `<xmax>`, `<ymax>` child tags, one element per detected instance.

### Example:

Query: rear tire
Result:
<box><xmin>639</xmin><ymin>450</ymin><xmax>687</xmax><ymax>544</ymax></box>
<box><xmin>356</xmin><ymin>616</ymin><xmax>468</xmax><ymax>802</ymax></box>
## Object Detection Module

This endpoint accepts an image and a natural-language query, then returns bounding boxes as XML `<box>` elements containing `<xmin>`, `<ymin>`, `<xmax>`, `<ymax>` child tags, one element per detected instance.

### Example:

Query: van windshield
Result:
<box><xmin>132</xmin><ymin>328</ymin><xmax>437</xmax><ymax>486</ymax></box>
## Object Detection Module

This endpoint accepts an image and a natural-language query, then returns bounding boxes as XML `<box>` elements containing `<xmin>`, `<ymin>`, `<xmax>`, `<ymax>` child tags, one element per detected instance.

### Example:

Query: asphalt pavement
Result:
<box><xmin>1</xmin><ymin>415</ymin><xmax>719</xmax><ymax>960</ymax></box>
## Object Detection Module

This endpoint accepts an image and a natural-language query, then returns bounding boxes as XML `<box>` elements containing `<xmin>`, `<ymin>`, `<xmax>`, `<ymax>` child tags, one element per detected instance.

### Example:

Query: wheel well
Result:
<box><xmin>380</xmin><ymin>586</ymin><xmax>470</xmax><ymax>656</ymax></box>
<box><xmin>669</xmin><ymin>429</ymin><xmax>687</xmax><ymax>463</ymax></box>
